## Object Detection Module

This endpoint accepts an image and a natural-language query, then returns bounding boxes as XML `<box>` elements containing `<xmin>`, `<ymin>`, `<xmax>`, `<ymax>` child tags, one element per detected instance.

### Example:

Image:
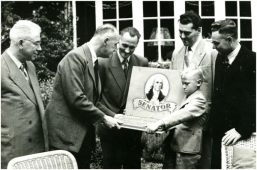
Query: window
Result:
<box><xmin>225</xmin><ymin>1</ymin><xmax>253</xmax><ymax>50</ymax></box>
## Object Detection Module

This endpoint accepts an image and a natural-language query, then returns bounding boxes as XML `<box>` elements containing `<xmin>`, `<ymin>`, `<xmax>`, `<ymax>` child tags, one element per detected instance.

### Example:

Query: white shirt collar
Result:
<box><xmin>87</xmin><ymin>42</ymin><xmax>98</xmax><ymax>66</ymax></box>
<box><xmin>227</xmin><ymin>43</ymin><xmax>241</xmax><ymax>64</ymax></box>
<box><xmin>117</xmin><ymin>50</ymin><xmax>130</xmax><ymax>63</ymax></box>
<box><xmin>189</xmin><ymin>36</ymin><xmax>202</xmax><ymax>52</ymax></box>
<box><xmin>6</xmin><ymin>49</ymin><xmax>22</xmax><ymax>69</ymax></box>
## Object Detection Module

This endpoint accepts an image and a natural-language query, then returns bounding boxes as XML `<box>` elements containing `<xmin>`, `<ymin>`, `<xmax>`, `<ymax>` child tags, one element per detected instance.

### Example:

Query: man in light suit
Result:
<box><xmin>1</xmin><ymin>20</ymin><xmax>48</xmax><ymax>169</ymax></box>
<box><xmin>146</xmin><ymin>67</ymin><xmax>207</xmax><ymax>168</ymax></box>
<box><xmin>97</xmin><ymin>27</ymin><xmax>148</xmax><ymax>169</ymax></box>
<box><xmin>210</xmin><ymin>19</ymin><xmax>256</xmax><ymax>169</ymax></box>
<box><xmin>170</xmin><ymin>11</ymin><xmax>216</xmax><ymax>168</ymax></box>
<box><xmin>45</xmin><ymin>24</ymin><xmax>122</xmax><ymax>169</ymax></box>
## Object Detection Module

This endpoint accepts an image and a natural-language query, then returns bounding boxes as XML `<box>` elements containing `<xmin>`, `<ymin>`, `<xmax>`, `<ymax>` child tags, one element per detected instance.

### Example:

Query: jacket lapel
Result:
<box><xmin>81</xmin><ymin>44</ymin><xmax>100</xmax><ymax>94</ymax></box>
<box><xmin>121</xmin><ymin>54</ymin><xmax>137</xmax><ymax>107</ymax></box>
<box><xmin>192</xmin><ymin>39</ymin><xmax>206</xmax><ymax>66</ymax></box>
<box><xmin>3</xmin><ymin>52</ymin><xmax>38</xmax><ymax>106</ymax></box>
<box><xmin>177</xmin><ymin>47</ymin><xmax>186</xmax><ymax>70</ymax></box>
<box><xmin>109</xmin><ymin>52</ymin><xmax>126</xmax><ymax>92</ymax></box>
<box><xmin>223</xmin><ymin>46</ymin><xmax>244</xmax><ymax>84</ymax></box>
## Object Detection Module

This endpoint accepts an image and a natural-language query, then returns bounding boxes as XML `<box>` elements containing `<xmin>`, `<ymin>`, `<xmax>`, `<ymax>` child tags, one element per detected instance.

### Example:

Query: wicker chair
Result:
<box><xmin>222</xmin><ymin>133</ymin><xmax>256</xmax><ymax>169</ymax></box>
<box><xmin>7</xmin><ymin>150</ymin><xmax>78</xmax><ymax>169</ymax></box>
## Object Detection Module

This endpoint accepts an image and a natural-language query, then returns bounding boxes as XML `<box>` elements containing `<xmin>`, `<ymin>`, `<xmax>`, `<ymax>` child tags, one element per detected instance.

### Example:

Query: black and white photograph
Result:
<box><xmin>1</xmin><ymin>0</ymin><xmax>256</xmax><ymax>169</ymax></box>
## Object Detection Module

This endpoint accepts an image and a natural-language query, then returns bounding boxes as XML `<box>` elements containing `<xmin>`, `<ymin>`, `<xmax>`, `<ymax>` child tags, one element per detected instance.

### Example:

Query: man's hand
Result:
<box><xmin>145</xmin><ymin>120</ymin><xmax>164</xmax><ymax>134</ymax></box>
<box><xmin>102</xmin><ymin>115</ymin><xmax>122</xmax><ymax>129</ymax></box>
<box><xmin>222</xmin><ymin>128</ymin><xmax>242</xmax><ymax>146</ymax></box>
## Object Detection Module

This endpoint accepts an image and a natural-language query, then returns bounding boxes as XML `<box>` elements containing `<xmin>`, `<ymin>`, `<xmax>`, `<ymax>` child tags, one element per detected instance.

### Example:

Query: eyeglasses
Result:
<box><xmin>22</xmin><ymin>39</ymin><xmax>41</xmax><ymax>48</ymax></box>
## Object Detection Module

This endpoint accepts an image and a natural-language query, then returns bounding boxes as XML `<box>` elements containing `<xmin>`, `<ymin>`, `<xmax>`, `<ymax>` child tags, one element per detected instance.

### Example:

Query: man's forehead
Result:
<box><xmin>179</xmin><ymin>23</ymin><xmax>194</xmax><ymax>31</ymax></box>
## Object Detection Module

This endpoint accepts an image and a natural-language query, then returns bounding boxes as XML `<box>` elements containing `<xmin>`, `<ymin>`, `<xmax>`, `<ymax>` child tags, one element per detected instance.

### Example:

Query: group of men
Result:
<box><xmin>1</xmin><ymin>10</ymin><xmax>255</xmax><ymax>169</ymax></box>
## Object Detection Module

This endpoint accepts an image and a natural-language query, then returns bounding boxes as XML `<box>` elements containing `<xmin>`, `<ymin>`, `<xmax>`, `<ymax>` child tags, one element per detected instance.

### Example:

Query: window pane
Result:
<box><xmin>202</xmin><ymin>19</ymin><xmax>215</xmax><ymax>39</ymax></box>
<box><xmin>144</xmin><ymin>19</ymin><xmax>158</xmax><ymax>40</ymax></box>
<box><xmin>201</xmin><ymin>1</ymin><xmax>214</xmax><ymax>16</ymax></box>
<box><xmin>185</xmin><ymin>1</ymin><xmax>199</xmax><ymax>14</ymax></box>
<box><xmin>240</xmin><ymin>41</ymin><xmax>252</xmax><ymax>51</ymax></box>
<box><xmin>103</xmin><ymin>21</ymin><xmax>116</xmax><ymax>27</ymax></box>
<box><xmin>103</xmin><ymin>1</ymin><xmax>116</xmax><ymax>19</ymax></box>
<box><xmin>119</xmin><ymin>20</ymin><xmax>133</xmax><ymax>31</ymax></box>
<box><xmin>240</xmin><ymin>19</ymin><xmax>252</xmax><ymax>38</ymax></box>
<box><xmin>161</xmin><ymin>42</ymin><xmax>175</xmax><ymax>62</ymax></box>
<box><xmin>143</xmin><ymin>1</ymin><xmax>157</xmax><ymax>17</ymax></box>
<box><xmin>160</xmin><ymin>1</ymin><xmax>174</xmax><ymax>16</ymax></box>
<box><xmin>119</xmin><ymin>1</ymin><xmax>132</xmax><ymax>18</ymax></box>
<box><xmin>160</xmin><ymin>19</ymin><xmax>175</xmax><ymax>39</ymax></box>
<box><xmin>240</xmin><ymin>1</ymin><xmax>251</xmax><ymax>17</ymax></box>
<box><xmin>144</xmin><ymin>42</ymin><xmax>158</xmax><ymax>62</ymax></box>
<box><xmin>225</xmin><ymin>1</ymin><xmax>237</xmax><ymax>16</ymax></box>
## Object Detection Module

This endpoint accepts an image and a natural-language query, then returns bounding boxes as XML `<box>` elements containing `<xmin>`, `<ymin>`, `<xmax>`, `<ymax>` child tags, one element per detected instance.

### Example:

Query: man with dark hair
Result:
<box><xmin>170</xmin><ymin>11</ymin><xmax>216</xmax><ymax>168</ymax></box>
<box><xmin>97</xmin><ymin>26</ymin><xmax>148</xmax><ymax>169</ymax></box>
<box><xmin>210</xmin><ymin>19</ymin><xmax>256</xmax><ymax>169</ymax></box>
<box><xmin>45</xmin><ymin>24</ymin><xmax>122</xmax><ymax>169</ymax></box>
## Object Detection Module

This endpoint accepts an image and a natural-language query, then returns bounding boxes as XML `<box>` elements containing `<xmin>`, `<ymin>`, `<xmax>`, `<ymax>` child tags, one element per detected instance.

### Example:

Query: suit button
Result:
<box><xmin>29</xmin><ymin>120</ymin><xmax>32</xmax><ymax>124</ymax></box>
<box><xmin>216</xmin><ymin>88</ymin><xmax>219</xmax><ymax>91</ymax></box>
<box><xmin>28</xmin><ymin>138</ymin><xmax>32</xmax><ymax>142</ymax></box>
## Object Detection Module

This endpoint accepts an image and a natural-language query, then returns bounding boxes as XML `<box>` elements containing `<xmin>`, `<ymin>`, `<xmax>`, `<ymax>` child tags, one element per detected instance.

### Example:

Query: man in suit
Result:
<box><xmin>146</xmin><ymin>67</ymin><xmax>207</xmax><ymax>168</ymax></box>
<box><xmin>45</xmin><ymin>24</ymin><xmax>122</xmax><ymax>169</ymax></box>
<box><xmin>1</xmin><ymin>20</ymin><xmax>48</xmax><ymax>169</ymax></box>
<box><xmin>97</xmin><ymin>27</ymin><xmax>148</xmax><ymax>169</ymax></box>
<box><xmin>210</xmin><ymin>19</ymin><xmax>256</xmax><ymax>169</ymax></box>
<box><xmin>170</xmin><ymin>11</ymin><xmax>216</xmax><ymax>168</ymax></box>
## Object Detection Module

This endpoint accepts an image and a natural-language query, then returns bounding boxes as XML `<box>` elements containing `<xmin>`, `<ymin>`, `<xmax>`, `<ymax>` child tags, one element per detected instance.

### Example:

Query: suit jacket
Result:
<box><xmin>45</xmin><ymin>44</ymin><xmax>115</xmax><ymax>153</ymax></box>
<box><xmin>162</xmin><ymin>90</ymin><xmax>207</xmax><ymax>154</ymax></box>
<box><xmin>210</xmin><ymin>45</ymin><xmax>256</xmax><ymax>139</ymax></box>
<box><xmin>1</xmin><ymin>52</ymin><xmax>48</xmax><ymax>168</ymax></box>
<box><xmin>171</xmin><ymin>39</ymin><xmax>217</xmax><ymax>112</ymax></box>
<box><xmin>97</xmin><ymin>52</ymin><xmax>148</xmax><ymax>140</ymax></box>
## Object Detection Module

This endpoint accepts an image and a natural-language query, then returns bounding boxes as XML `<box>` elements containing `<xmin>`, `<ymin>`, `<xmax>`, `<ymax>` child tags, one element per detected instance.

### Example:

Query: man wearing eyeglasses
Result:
<box><xmin>169</xmin><ymin>11</ymin><xmax>217</xmax><ymax>168</ymax></box>
<box><xmin>1</xmin><ymin>20</ymin><xmax>48</xmax><ymax>169</ymax></box>
<box><xmin>97</xmin><ymin>27</ymin><xmax>148</xmax><ymax>169</ymax></box>
<box><xmin>210</xmin><ymin>19</ymin><xmax>256</xmax><ymax>169</ymax></box>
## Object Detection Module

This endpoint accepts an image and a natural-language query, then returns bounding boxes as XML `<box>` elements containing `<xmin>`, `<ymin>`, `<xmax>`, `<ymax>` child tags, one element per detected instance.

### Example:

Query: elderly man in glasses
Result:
<box><xmin>1</xmin><ymin>20</ymin><xmax>48</xmax><ymax>169</ymax></box>
<box><xmin>210</xmin><ymin>19</ymin><xmax>256</xmax><ymax>168</ymax></box>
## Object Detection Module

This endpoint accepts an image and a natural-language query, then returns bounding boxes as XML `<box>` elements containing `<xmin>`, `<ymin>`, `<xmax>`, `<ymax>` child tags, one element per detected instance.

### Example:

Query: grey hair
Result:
<box><xmin>151</xmin><ymin>76</ymin><xmax>164</xmax><ymax>89</ymax></box>
<box><xmin>93</xmin><ymin>23</ymin><xmax>117</xmax><ymax>37</ymax></box>
<box><xmin>9</xmin><ymin>20</ymin><xmax>41</xmax><ymax>43</ymax></box>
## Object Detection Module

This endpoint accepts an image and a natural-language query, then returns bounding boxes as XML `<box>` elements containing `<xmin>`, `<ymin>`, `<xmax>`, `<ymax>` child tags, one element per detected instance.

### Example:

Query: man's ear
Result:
<box><xmin>18</xmin><ymin>39</ymin><xmax>24</xmax><ymax>49</ymax></box>
<box><xmin>197</xmin><ymin>79</ymin><xmax>202</xmax><ymax>87</ymax></box>
<box><xmin>197</xmin><ymin>27</ymin><xmax>201</xmax><ymax>33</ymax></box>
<box><xmin>226</xmin><ymin>36</ymin><xmax>233</xmax><ymax>44</ymax></box>
<box><xmin>103</xmin><ymin>37</ymin><xmax>109</xmax><ymax>45</ymax></box>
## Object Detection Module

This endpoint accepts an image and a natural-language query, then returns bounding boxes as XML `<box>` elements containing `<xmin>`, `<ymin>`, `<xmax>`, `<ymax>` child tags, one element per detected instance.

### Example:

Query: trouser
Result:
<box><xmin>163</xmin><ymin>145</ymin><xmax>201</xmax><ymax>169</ymax></box>
<box><xmin>211</xmin><ymin>135</ymin><xmax>223</xmax><ymax>169</ymax></box>
<box><xmin>50</xmin><ymin>126</ymin><xmax>95</xmax><ymax>169</ymax></box>
<box><xmin>100</xmin><ymin>129</ymin><xmax>142</xmax><ymax>169</ymax></box>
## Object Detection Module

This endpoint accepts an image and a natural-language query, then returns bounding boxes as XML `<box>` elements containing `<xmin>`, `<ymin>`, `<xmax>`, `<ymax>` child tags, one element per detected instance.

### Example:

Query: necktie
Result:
<box><xmin>222</xmin><ymin>56</ymin><xmax>230</xmax><ymax>83</ymax></box>
<box><xmin>184</xmin><ymin>46</ymin><xmax>191</xmax><ymax>67</ymax></box>
<box><xmin>20</xmin><ymin>63</ymin><xmax>29</xmax><ymax>81</ymax></box>
<box><xmin>94</xmin><ymin>60</ymin><xmax>99</xmax><ymax>89</ymax></box>
<box><xmin>122</xmin><ymin>58</ymin><xmax>128</xmax><ymax>78</ymax></box>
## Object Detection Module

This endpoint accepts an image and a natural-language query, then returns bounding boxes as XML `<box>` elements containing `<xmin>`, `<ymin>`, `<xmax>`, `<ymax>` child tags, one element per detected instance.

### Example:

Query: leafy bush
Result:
<box><xmin>39</xmin><ymin>76</ymin><xmax>55</xmax><ymax>108</ymax></box>
<box><xmin>1</xmin><ymin>1</ymin><xmax>74</xmax><ymax>81</ymax></box>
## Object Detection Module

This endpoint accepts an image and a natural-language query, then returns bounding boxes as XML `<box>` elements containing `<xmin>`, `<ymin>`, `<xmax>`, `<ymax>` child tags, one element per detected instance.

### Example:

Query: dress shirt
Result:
<box><xmin>87</xmin><ymin>42</ymin><xmax>98</xmax><ymax>67</ymax></box>
<box><xmin>227</xmin><ymin>43</ymin><xmax>241</xmax><ymax>65</ymax></box>
<box><xmin>117</xmin><ymin>50</ymin><xmax>130</xmax><ymax>69</ymax></box>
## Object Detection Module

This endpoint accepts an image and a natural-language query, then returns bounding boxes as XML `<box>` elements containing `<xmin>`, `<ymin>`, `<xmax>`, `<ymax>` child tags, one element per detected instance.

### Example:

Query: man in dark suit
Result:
<box><xmin>45</xmin><ymin>24</ymin><xmax>122</xmax><ymax>169</ymax></box>
<box><xmin>97</xmin><ymin>27</ymin><xmax>148</xmax><ymax>169</ymax></box>
<box><xmin>210</xmin><ymin>19</ymin><xmax>256</xmax><ymax>169</ymax></box>
<box><xmin>1</xmin><ymin>20</ymin><xmax>48</xmax><ymax>169</ymax></box>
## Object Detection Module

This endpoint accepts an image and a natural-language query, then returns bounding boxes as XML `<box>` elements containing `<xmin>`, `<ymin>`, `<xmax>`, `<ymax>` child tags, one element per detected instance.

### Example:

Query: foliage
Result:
<box><xmin>39</xmin><ymin>76</ymin><xmax>55</xmax><ymax>108</ymax></box>
<box><xmin>1</xmin><ymin>1</ymin><xmax>74</xmax><ymax>81</ymax></box>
